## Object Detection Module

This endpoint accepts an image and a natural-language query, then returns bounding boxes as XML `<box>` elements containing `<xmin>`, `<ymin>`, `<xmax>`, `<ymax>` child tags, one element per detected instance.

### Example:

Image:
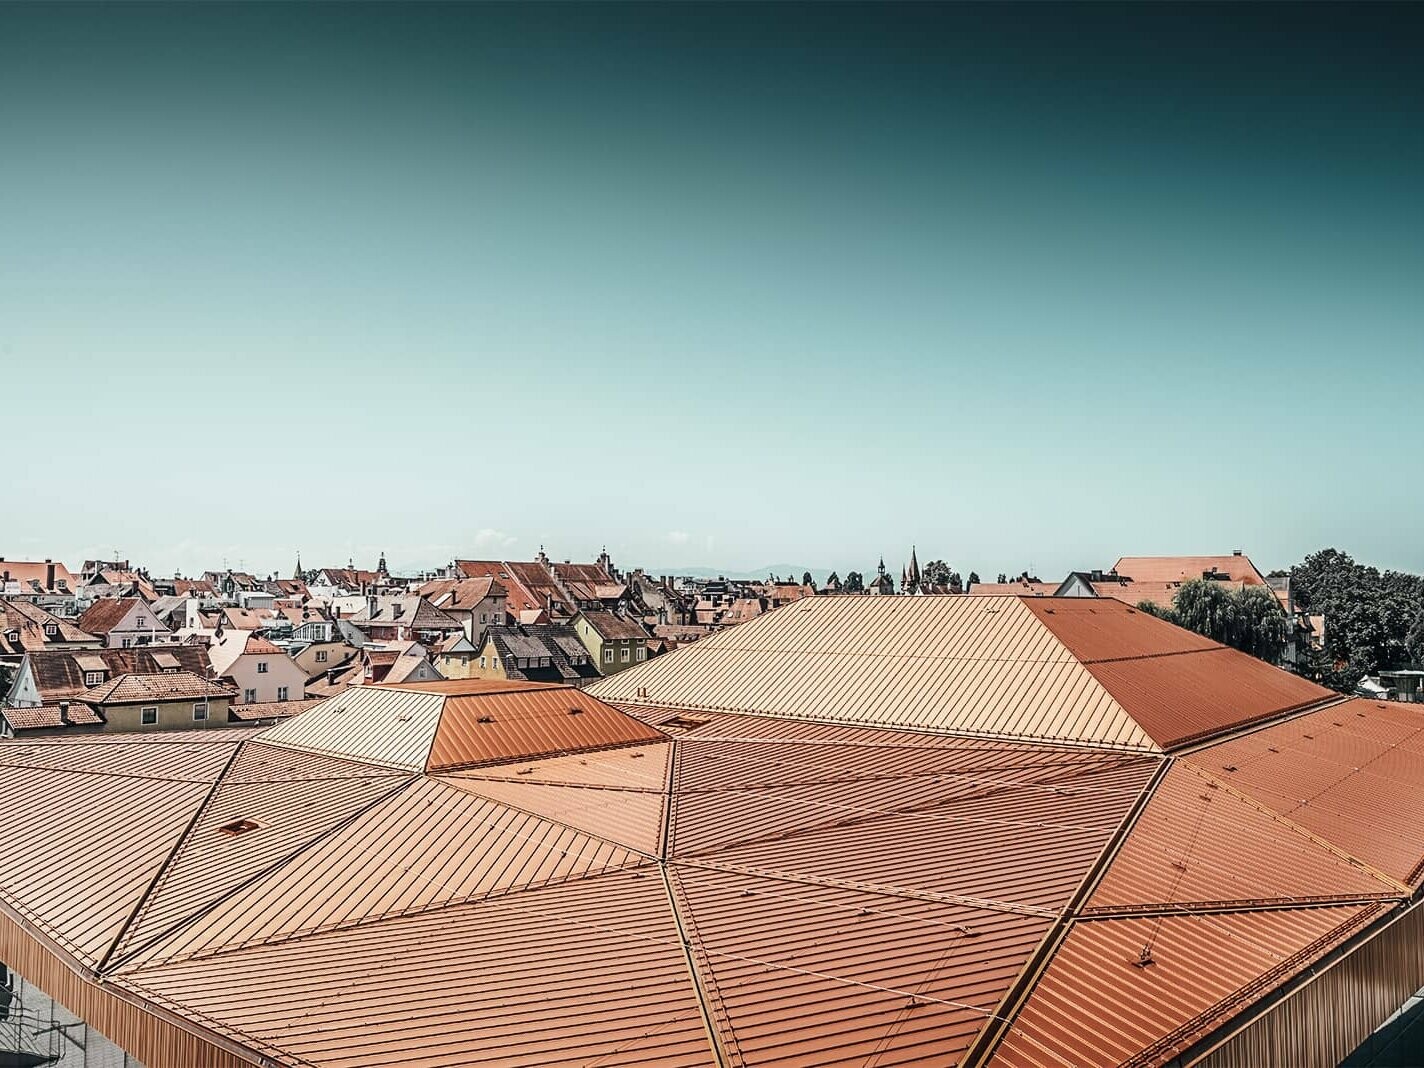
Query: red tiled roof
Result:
<box><xmin>1113</xmin><ymin>554</ymin><xmax>1270</xmax><ymax>586</ymax></box>
<box><xmin>77</xmin><ymin>597</ymin><xmax>143</xmax><ymax>636</ymax></box>
<box><xmin>78</xmin><ymin>672</ymin><xmax>237</xmax><ymax>705</ymax></box>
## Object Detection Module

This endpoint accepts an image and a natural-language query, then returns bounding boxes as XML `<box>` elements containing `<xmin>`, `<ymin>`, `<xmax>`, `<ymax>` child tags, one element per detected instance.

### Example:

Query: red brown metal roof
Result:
<box><xmin>1</xmin><ymin>599</ymin><xmax>1421</xmax><ymax>1068</ymax></box>
<box><xmin>1025</xmin><ymin>598</ymin><xmax>1333</xmax><ymax>748</ymax></box>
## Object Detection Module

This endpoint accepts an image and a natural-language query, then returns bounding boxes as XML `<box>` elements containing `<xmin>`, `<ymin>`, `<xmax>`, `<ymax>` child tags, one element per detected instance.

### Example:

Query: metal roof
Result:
<box><xmin>0</xmin><ymin>615</ymin><xmax>1419</xmax><ymax>1068</ymax></box>
<box><xmin>992</xmin><ymin>904</ymin><xmax>1381</xmax><ymax>1068</ymax></box>
<box><xmin>592</xmin><ymin>596</ymin><xmax>1157</xmax><ymax>750</ymax></box>
<box><xmin>594</xmin><ymin>596</ymin><xmax>1336</xmax><ymax>753</ymax></box>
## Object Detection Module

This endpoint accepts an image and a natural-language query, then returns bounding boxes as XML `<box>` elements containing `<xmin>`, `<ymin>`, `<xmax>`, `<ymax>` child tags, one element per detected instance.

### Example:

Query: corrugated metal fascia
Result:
<box><xmin>1183</xmin><ymin>896</ymin><xmax>1424</xmax><ymax>1068</ymax></box>
<box><xmin>0</xmin><ymin>902</ymin><xmax>260</xmax><ymax>1068</ymax></box>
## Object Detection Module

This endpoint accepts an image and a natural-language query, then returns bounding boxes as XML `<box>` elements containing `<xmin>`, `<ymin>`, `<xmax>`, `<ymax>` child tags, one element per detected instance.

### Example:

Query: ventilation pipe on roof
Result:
<box><xmin>58</xmin><ymin>701</ymin><xmax>70</xmax><ymax>725</ymax></box>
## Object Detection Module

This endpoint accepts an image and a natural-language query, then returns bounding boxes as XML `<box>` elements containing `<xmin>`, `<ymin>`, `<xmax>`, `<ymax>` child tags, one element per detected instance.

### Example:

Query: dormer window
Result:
<box><xmin>4</xmin><ymin>629</ymin><xmax>18</xmax><ymax>645</ymax></box>
<box><xmin>84</xmin><ymin>671</ymin><xmax>103</xmax><ymax>686</ymax></box>
<box><xmin>43</xmin><ymin>623</ymin><xmax>57</xmax><ymax>637</ymax></box>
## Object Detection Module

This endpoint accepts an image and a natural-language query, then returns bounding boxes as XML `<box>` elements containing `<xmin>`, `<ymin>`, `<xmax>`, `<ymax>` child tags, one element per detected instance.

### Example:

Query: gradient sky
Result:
<box><xmin>2</xmin><ymin>3</ymin><xmax>1420</xmax><ymax>579</ymax></box>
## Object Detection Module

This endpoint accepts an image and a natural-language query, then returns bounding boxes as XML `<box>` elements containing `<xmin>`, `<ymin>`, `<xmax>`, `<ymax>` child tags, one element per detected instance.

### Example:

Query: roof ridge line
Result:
<box><xmin>616</xmin><ymin>702</ymin><xmax>1157</xmax><ymax>754</ymax></box>
<box><xmin>431</xmin><ymin>774</ymin><xmax>662</xmax><ymax>861</ymax></box>
<box><xmin>103</xmin><ymin>771</ymin><xmax>417</xmax><ymax>975</ymax></box>
<box><xmin>1183</xmin><ymin>762</ymin><xmax>1411</xmax><ymax>895</ymax></box>
<box><xmin>95</xmin><ymin>738</ymin><xmax>249</xmax><ymax>975</ymax></box>
<box><xmin>674</xmin><ymin>856</ymin><xmax>1056</xmax><ymax>919</ymax></box>
<box><xmin>1080</xmin><ymin>645</ymin><xmax>1225</xmax><ymax>666</ymax></box>
<box><xmin>1078</xmin><ymin>894</ymin><xmax>1404</xmax><ymax>919</ymax></box>
<box><xmin>659</xmin><ymin>864</ymin><xmax>732</xmax><ymax>1068</ymax></box>
<box><xmin>121</xmin><ymin>859</ymin><xmax>660</xmax><ymax>975</ymax></box>
<box><xmin>959</xmin><ymin>755</ymin><xmax>1171</xmax><ymax>1068</ymax></box>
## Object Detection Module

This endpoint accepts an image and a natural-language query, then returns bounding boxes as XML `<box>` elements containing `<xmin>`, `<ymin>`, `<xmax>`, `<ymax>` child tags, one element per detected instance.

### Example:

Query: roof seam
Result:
<box><xmin>960</xmin><ymin>754</ymin><xmax>1171</xmax><ymax>1068</ymax></box>
<box><xmin>94</xmin><ymin>738</ymin><xmax>249</xmax><ymax>976</ymax></box>
<box><xmin>104</xmin><ymin>772</ymin><xmax>419</xmax><ymax>974</ymax></box>
<box><xmin>1182</xmin><ymin>763</ymin><xmax>1412</xmax><ymax>896</ymax></box>
<box><xmin>658</xmin><ymin>864</ymin><xmax>730</xmax><ymax>1068</ymax></box>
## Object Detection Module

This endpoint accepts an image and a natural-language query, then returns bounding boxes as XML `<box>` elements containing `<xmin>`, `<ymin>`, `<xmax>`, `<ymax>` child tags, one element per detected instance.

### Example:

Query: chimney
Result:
<box><xmin>1233</xmin><ymin>549</ymin><xmax>1243</xmax><ymax>556</ymax></box>
<box><xmin>59</xmin><ymin>700</ymin><xmax>71</xmax><ymax>726</ymax></box>
<box><xmin>46</xmin><ymin>562</ymin><xmax>56</xmax><ymax>589</ymax></box>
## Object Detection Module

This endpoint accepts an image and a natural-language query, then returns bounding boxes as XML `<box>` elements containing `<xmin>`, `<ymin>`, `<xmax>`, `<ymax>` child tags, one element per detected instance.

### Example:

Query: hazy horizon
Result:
<box><xmin>3</xmin><ymin>3</ymin><xmax>1420</xmax><ymax>579</ymax></box>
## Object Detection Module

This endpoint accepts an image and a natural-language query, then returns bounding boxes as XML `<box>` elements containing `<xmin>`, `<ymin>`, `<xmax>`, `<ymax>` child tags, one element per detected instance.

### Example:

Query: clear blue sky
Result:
<box><xmin>2</xmin><ymin>3</ymin><xmax>1420</xmax><ymax>579</ymax></box>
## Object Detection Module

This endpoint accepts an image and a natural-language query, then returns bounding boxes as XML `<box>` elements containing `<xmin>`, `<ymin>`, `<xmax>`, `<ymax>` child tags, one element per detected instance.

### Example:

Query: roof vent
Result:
<box><xmin>636</xmin><ymin>686</ymin><xmax>648</xmax><ymax>698</ymax></box>
<box><xmin>218</xmin><ymin>819</ymin><xmax>261</xmax><ymax>837</ymax></box>
<box><xmin>477</xmin><ymin>715</ymin><xmax>494</xmax><ymax>724</ymax></box>
<box><xmin>1131</xmin><ymin>946</ymin><xmax>1156</xmax><ymax>969</ymax></box>
<box><xmin>568</xmin><ymin>707</ymin><xmax>583</xmax><ymax>716</ymax></box>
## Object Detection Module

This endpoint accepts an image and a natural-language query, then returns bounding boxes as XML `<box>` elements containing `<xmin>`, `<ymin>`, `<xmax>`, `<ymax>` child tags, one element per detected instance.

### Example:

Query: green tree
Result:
<box><xmin>842</xmin><ymin>571</ymin><xmax>864</xmax><ymax>593</ymax></box>
<box><xmin>801</xmin><ymin>571</ymin><xmax>815</xmax><ymax>589</ymax></box>
<box><xmin>1140</xmin><ymin>579</ymin><xmax>1287</xmax><ymax>664</ymax></box>
<box><xmin>1290</xmin><ymin>548</ymin><xmax>1424</xmax><ymax>686</ymax></box>
<box><xmin>923</xmin><ymin>560</ymin><xmax>953</xmax><ymax>587</ymax></box>
<box><xmin>967</xmin><ymin>571</ymin><xmax>981</xmax><ymax>586</ymax></box>
<box><xmin>1233</xmin><ymin>585</ymin><xmax>1290</xmax><ymax>662</ymax></box>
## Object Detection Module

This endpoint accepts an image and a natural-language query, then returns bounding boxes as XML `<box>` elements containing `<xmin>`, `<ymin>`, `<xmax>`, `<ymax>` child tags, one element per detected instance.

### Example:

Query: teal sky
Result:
<box><xmin>2</xmin><ymin>3</ymin><xmax>1420</xmax><ymax>579</ymax></box>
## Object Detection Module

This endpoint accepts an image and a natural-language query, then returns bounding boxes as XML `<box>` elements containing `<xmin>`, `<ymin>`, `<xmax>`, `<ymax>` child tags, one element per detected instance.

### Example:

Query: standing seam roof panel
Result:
<box><xmin>257</xmin><ymin>688</ymin><xmax>447</xmax><ymax>770</ymax></box>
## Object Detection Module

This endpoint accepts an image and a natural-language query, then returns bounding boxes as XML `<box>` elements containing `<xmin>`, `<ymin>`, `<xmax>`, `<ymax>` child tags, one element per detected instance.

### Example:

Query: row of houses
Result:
<box><xmin>0</xmin><ymin>549</ymin><xmax>668</xmax><ymax>738</ymax></box>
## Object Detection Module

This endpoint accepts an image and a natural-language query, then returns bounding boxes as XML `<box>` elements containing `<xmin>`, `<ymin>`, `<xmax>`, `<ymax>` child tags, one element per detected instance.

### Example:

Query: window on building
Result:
<box><xmin>84</xmin><ymin>671</ymin><xmax>103</xmax><ymax>686</ymax></box>
<box><xmin>480</xmin><ymin>613</ymin><xmax>486</xmax><ymax>624</ymax></box>
<box><xmin>244</xmin><ymin>688</ymin><xmax>257</xmax><ymax>704</ymax></box>
<box><xmin>121</xmin><ymin>638</ymin><xmax>132</xmax><ymax>649</ymax></box>
<box><xmin>636</xmin><ymin>646</ymin><xmax>646</xmax><ymax>662</ymax></box>
<box><xmin>479</xmin><ymin>655</ymin><xmax>487</xmax><ymax>669</ymax></box>
<box><xmin>256</xmin><ymin>660</ymin><xmax>269</xmax><ymax>673</ymax></box>
<box><xmin>140</xmin><ymin>707</ymin><xmax>157</xmax><ymax>725</ymax></box>
<box><xmin>193</xmin><ymin>703</ymin><xmax>208</xmax><ymax>722</ymax></box>
<box><xmin>315</xmin><ymin>650</ymin><xmax>328</xmax><ymax>663</ymax></box>
<box><xmin>620</xmin><ymin>646</ymin><xmax>630</xmax><ymax>663</ymax></box>
<box><xmin>43</xmin><ymin>623</ymin><xmax>57</xmax><ymax>637</ymax></box>
<box><xmin>603</xmin><ymin>648</ymin><xmax>614</xmax><ymax>664</ymax></box>
<box><xmin>277</xmin><ymin>686</ymin><xmax>289</xmax><ymax>701</ymax></box>
<box><xmin>539</xmin><ymin>656</ymin><xmax>550</xmax><ymax>668</ymax></box>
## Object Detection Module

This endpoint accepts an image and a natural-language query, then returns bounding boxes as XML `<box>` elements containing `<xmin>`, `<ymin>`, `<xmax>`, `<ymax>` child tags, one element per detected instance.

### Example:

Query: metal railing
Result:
<box><xmin>0</xmin><ymin>982</ymin><xmax>63</xmax><ymax>1067</ymax></box>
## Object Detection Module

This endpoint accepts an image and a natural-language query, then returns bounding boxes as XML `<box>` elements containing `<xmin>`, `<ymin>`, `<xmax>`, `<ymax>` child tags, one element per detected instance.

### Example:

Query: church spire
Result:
<box><xmin>907</xmin><ymin>544</ymin><xmax>921</xmax><ymax>589</ymax></box>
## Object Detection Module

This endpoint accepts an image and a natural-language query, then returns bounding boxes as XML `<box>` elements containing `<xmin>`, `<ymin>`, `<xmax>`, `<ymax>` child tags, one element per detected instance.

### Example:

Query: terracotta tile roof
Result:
<box><xmin>1113</xmin><ymin>554</ymin><xmax>1270</xmax><ymax>586</ymax></box>
<box><xmin>226</xmin><ymin>698</ymin><xmax>324</xmax><ymax>722</ymax></box>
<box><xmin>77</xmin><ymin>597</ymin><xmax>144</xmax><ymax>635</ymax></box>
<box><xmin>0</xmin><ymin>558</ymin><xmax>77</xmax><ymax>592</ymax></box>
<box><xmin>1</xmin><ymin>701</ymin><xmax>105</xmax><ymax>731</ymax></box>
<box><xmin>24</xmin><ymin>646</ymin><xmax>212</xmax><ymax>700</ymax></box>
<box><xmin>0</xmin><ymin>599</ymin><xmax>97</xmax><ymax>652</ymax></box>
<box><xmin>967</xmin><ymin>581</ymin><xmax>1058</xmax><ymax>596</ymax></box>
<box><xmin>78</xmin><ymin>671</ymin><xmax>236</xmax><ymax>705</ymax></box>
<box><xmin>415</xmin><ymin>575</ymin><xmax>505</xmax><ymax>609</ymax></box>
<box><xmin>577</xmin><ymin>609</ymin><xmax>649</xmax><ymax>641</ymax></box>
